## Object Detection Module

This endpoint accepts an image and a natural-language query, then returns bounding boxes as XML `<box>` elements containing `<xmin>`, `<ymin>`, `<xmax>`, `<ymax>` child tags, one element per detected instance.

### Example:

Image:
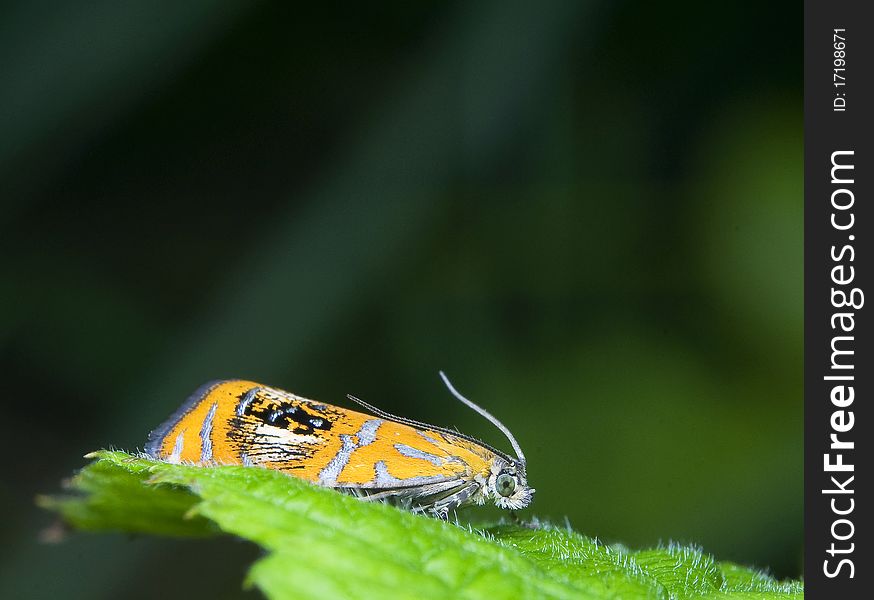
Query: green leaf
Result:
<box><xmin>41</xmin><ymin>452</ymin><xmax>803</xmax><ymax>600</ymax></box>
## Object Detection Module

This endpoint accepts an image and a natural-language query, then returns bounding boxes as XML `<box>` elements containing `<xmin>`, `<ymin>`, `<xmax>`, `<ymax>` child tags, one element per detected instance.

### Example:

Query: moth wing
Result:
<box><xmin>146</xmin><ymin>380</ymin><xmax>492</xmax><ymax>514</ymax></box>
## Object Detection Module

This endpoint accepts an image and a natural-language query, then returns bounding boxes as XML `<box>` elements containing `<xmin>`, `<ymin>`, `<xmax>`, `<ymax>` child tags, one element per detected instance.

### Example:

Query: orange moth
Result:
<box><xmin>145</xmin><ymin>373</ymin><xmax>533</xmax><ymax>517</ymax></box>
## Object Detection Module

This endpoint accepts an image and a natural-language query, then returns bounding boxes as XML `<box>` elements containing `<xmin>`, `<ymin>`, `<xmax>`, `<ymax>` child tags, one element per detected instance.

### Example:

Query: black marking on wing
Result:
<box><xmin>236</xmin><ymin>388</ymin><xmax>335</xmax><ymax>436</ymax></box>
<box><xmin>224</xmin><ymin>387</ymin><xmax>338</xmax><ymax>465</ymax></box>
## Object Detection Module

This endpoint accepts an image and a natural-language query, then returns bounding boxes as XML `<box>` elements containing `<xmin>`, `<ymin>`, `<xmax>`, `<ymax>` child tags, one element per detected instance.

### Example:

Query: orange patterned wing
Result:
<box><xmin>145</xmin><ymin>380</ymin><xmax>497</xmax><ymax>494</ymax></box>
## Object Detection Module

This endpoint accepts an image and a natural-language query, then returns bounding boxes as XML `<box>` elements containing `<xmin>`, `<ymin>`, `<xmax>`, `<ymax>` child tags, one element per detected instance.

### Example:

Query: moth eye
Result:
<box><xmin>496</xmin><ymin>474</ymin><xmax>516</xmax><ymax>497</ymax></box>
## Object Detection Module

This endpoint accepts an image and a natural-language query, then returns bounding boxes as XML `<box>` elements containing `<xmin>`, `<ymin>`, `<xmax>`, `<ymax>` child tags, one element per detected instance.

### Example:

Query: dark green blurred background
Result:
<box><xmin>1</xmin><ymin>1</ymin><xmax>801</xmax><ymax>597</ymax></box>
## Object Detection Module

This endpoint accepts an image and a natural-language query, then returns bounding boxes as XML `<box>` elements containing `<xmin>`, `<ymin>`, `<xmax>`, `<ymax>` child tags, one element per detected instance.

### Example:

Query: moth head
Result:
<box><xmin>438</xmin><ymin>371</ymin><xmax>535</xmax><ymax>512</ymax></box>
<box><xmin>487</xmin><ymin>458</ymin><xmax>534</xmax><ymax>510</ymax></box>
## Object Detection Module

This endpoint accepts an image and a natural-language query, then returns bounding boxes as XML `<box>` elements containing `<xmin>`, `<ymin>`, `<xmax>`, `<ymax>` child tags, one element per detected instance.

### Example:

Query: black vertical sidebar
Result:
<box><xmin>804</xmin><ymin>1</ymin><xmax>872</xmax><ymax>597</ymax></box>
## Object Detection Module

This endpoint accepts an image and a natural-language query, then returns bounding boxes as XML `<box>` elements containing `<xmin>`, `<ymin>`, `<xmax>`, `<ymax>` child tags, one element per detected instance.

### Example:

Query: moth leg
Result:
<box><xmin>346</xmin><ymin>479</ymin><xmax>467</xmax><ymax>505</ymax></box>
<box><xmin>429</xmin><ymin>482</ymin><xmax>479</xmax><ymax>517</ymax></box>
<box><xmin>351</xmin><ymin>488</ymin><xmax>407</xmax><ymax>503</ymax></box>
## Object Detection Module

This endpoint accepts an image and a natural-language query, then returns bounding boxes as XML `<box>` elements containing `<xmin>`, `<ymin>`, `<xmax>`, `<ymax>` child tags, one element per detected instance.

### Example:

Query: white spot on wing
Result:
<box><xmin>394</xmin><ymin>443</ymin><xmax>445</xmax><ymax>466</ymax></box>
<box><xmin>168</xmin><ymin>431</ymin><xmax>185</xmax><ymax>464</ymax></box>
<box><xmin>199</xmin><ymin>402</ymin><xmax>219</xmax><ymax>463</ymax></box>
<box><xmin>318</xmin><ymin>419</ymin><xmax>382</xmax><ymax>486</ymax></box>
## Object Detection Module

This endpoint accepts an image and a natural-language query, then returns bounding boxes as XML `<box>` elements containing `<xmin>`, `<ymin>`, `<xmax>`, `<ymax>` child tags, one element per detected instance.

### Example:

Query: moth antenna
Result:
<box><xmin>438</xmin><ymin>371</ymin><xmax>526</xmax><ymax>466</ymax></box>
